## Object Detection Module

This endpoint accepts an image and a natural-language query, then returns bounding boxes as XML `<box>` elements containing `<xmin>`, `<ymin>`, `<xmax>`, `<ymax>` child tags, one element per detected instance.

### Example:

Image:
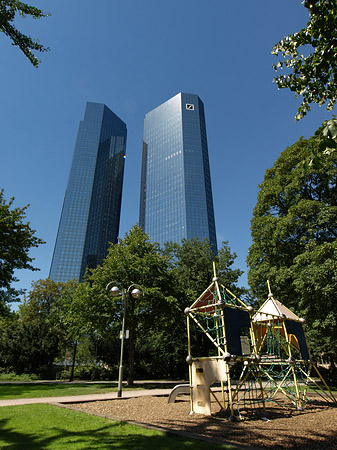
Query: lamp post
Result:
<box><xmin>106</xmin><ymin>281</ymin><xmax>142</xmax><ymax>398</ymax></box>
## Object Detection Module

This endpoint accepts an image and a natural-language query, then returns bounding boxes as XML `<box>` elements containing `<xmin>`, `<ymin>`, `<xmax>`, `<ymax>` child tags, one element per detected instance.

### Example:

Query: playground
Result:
<box><xmin>68</xmin><ymin>266</ymin><xmax>337</xmax><ymax>449</ymax></box>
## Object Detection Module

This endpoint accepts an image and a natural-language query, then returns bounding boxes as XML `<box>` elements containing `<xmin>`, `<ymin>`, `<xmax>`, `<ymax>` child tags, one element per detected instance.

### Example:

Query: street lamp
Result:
<box><xmin>106</xmin><ymin>281</ymin><xmax>143</xmax><ymax>397</ymax></box>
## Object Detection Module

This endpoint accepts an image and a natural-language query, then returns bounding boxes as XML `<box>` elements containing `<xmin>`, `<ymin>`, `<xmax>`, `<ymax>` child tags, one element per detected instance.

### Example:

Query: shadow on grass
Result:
<box><xmin>0</xmin><ymin>414</ymin><xmax>232</xmax><ymax>450</ymax></box>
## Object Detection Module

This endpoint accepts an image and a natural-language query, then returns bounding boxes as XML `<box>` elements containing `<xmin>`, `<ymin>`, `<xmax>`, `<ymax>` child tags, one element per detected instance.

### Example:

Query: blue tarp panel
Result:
<box><xmin>224</xmin><ymin>307</ymin><xmax>251</xmax><ymax>356</ymax></box>
<box><xmin>285</xmin><ymin>320</ymin><xmax>310</xmax><ymax>360</ymax></box>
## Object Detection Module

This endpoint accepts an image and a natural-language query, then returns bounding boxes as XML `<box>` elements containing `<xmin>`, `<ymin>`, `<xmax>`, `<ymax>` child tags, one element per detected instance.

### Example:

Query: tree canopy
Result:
<box><xmin>247</xmin><ymin>126</ymin><xmax>337</xmax><ymax>361</ymax></box>
<box><xmin>165</xmin><ymin>237</ymin><xmax>246</xmax><ymax>303</ymax></box>
<box><xmin>272</xmin><ymin>0</ymin><xmax>337</xmax><ymax>121</ymax></box>
<box><xmin>0</xmin><ymin>0</ymin><xmax>49</xmax><ymax>67</ymax></box>
<box><xmin>0</xmin><ymin>190</ymin><xmax>44</xmax><ymax>312</ymax></box>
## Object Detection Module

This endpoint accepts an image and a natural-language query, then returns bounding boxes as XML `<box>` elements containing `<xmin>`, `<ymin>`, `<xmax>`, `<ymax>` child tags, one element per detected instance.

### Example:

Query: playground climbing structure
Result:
<box><xmin>184</xmin><ymin>265</ymin><xmax>336</xmax><ymax>419</ymax></box>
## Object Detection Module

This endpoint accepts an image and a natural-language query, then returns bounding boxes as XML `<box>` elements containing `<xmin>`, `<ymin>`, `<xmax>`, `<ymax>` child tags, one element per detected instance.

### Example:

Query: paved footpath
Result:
<box><xmin>0</xmin><ymin>388</ymin><xmax>173</xmax><ymax>407</ymax></box>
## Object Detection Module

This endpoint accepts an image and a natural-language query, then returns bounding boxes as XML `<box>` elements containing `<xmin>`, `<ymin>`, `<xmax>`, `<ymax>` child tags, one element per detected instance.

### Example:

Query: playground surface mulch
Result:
<box><xmin>68</xmin><ymin>393</ymin><xmax>337</xmax><ymax>450</ymax></box>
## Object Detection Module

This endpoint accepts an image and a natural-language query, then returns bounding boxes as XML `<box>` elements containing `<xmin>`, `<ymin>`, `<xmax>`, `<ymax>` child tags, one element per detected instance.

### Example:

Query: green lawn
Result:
<box><xmin>0</xmin><ymin>404</ymin><xmax>235</xmax><ymax>449</ymax></box>
<box><xmin>0</xmin><ymin>382</ymin><xmax>169</xmax><ymax>400</ymax></box>
<box><xmin>0</xmin><ymin>382</ymin><xmax>118</xmax><ymax>399</ymax></box>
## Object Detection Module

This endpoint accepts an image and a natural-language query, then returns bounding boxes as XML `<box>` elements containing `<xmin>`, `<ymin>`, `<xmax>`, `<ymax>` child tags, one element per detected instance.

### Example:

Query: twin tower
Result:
<box><xmin>50</xmin><ymin>93</ymin><xmax>217</xmax><ymax>282</ymax></box>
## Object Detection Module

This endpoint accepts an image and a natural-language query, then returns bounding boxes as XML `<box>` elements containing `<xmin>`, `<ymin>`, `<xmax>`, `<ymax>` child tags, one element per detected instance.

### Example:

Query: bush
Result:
<box><xmin>0</xmin><ymin>369</ymin><xmax>40</xmax><ymax>382</ymax></box>
<box><xmin>59</xmin><ymin>364</ymin><xmax>117</xmax><ymax>381</ymax></box>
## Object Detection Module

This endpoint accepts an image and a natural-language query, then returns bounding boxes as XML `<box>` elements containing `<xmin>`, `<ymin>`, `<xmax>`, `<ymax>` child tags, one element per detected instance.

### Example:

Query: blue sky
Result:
<box><xmin>1</xmin><ymin>0</ymin><xmax>334</xmax><ymax>299</ymax></box>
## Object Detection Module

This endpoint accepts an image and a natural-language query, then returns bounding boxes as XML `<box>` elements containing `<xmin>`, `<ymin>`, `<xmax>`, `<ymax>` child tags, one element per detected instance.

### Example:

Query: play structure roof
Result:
<box><xmin>190</xmin><ymin>283</ymin><xmax>216</xmax><ymax>311</ymax></box>
<box><xmin>253</xmin><ymin>296</ymin><xmax>301</xmax><ymax>322</ymax></box>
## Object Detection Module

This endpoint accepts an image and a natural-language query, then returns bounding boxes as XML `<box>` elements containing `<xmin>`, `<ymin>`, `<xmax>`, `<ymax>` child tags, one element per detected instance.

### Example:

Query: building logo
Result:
<box><xmin>186</xmin><ymin>103</ymin><xmax>194</xmax><ymax>110</ymax></box>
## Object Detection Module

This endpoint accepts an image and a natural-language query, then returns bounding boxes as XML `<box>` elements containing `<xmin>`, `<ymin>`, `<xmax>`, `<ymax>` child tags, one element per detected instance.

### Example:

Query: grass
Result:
<box><xmin>0</xmin><ymin>382</ymin><xmax>119</xmax><ymax>399</ymax></box>
<box><xmin>0</xmin><ymin>382</ymin><xmax>175</xmax><ymax>400</ymax></box>
<box><xmin>308</xmin><ymin>384</ymin><xmax>337</xmax><ymax>395</ymax></box>
<box><xmin>0</xmin><ymin>404</ymin><xmax>235</xmax><ymax>449</ymax></box>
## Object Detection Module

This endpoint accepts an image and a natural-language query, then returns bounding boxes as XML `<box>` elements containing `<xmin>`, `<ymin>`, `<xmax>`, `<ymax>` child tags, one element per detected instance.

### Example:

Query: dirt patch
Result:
<box><xmin>69</xmin><ymin>394</ymin><xmax>337</xmax><ymax>449</ymax></box>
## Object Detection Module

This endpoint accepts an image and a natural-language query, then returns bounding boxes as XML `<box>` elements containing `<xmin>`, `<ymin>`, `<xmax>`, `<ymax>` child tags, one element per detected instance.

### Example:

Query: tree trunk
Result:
<box><xmin>69</xmin><ymin>341</ymin><xmax>77</xmax><ymax>382</ymax></box>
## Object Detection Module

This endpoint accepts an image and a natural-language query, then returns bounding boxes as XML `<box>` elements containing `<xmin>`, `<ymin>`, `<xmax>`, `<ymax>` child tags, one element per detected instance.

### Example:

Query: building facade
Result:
<box><xmin>50</xmin><ymin>102</ymin><xmax>127</xmax><ymax>282</ymax></box>
<box><xmin>139</xmin><ymin>92</ymin><xmax>217</xmax><ymax>252</ymax></box>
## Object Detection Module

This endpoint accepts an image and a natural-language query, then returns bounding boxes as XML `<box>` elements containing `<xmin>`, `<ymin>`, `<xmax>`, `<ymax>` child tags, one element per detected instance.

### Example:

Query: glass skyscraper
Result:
<box><xmin>50</xmin><ymin>102</ymin><xmax>127</xmax><ymax>282</ymax></box>
<box><xmin>139</xmin><ymin>92</ymin><xmax>217</xmax><ymax>252</ymax></box>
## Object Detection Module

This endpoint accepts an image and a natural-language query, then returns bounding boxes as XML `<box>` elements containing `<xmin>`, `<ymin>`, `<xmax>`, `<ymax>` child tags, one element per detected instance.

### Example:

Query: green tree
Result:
<box><xmin>0</xmin><ymin>190</ymin><xmax>45</xmax><ymax>313</ymax></box>
<box><xmin>0</xmin><ymin>316</ymin><xmax>60</xmax><ymax>377</ymax></box>
<box><xmin>59</xmin><ymin>280</ymin><xmax>96</xmax><ymax>381</ymax></box>
<box><xmin>89</xmin><ymin>224</ymin><xmax>179</xmax><ymax>385</ymax></box>
<box><xmin>20</xmin><ymin>278</ymin><xmax>66</xmax><ymax>324</ymax></box>
<box><xmin>0</xmin><ymin>0</ymin><xmax>49</xmax><ymax>67</ymax></box>
<box><xmin>272</xmin><ymin>0</ymin><xmax>337</xmax><ymax>121</ymax></box>
<box><xmin>166</xmin><ymin>238</ymin><xmax>246</xmax><ymax>303</ymax></box>
<box><xmin>301</xmin><ymin>117</ymin><xmax>337</xmax><ymax>169</ymax></box>
<box><xmin>247</xmin><ymin>127</ymin><xmax>337</xmax><ymax>366</ymax></box>
<box><xmin>18</xmin><ymin>278</ymin><xmax>108</xmax><ymax>380</ymax></box>
<box><xmin>0</xmin><ymin>278</ymin><xmax>68</xmax><ymax>377</ymax></box>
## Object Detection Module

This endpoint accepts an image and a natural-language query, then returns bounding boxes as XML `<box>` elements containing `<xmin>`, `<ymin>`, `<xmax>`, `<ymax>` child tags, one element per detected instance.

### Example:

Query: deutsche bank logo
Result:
<box><xmin>186</xmin><ymin>104</ymin><xmax>194</xmax><ymax>110</ymax></box>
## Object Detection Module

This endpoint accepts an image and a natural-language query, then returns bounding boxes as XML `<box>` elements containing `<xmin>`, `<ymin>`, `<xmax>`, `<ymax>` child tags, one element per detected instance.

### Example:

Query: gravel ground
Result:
<box><xmin>68</xmin><ymin>394</ymin><xmax>337</xmax><ymax>449</ymax></box>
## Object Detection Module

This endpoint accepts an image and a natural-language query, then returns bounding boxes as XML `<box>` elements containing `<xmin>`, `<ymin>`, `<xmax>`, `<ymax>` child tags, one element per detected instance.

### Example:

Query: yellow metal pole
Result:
<box><xmin>186</xmin><ymin>314</ymin><xmax>194</xmax><ymax>414</ymax></box>
<box><xmin>267</xmin><ymin>279</ymin><xmax>272</xmax><ymax>295</ymax></box>
<box><xmin>282</xmin><ymin>320</ymin><xmax>302</xmax><ymax>408</ymax></box>
<box><xmin>221</xmin><ymin>304</ymin><xmax>235</xmax><ymax>417</ymax></box>
<box><xmin>311</xmin><ymin>364</ymin><xmax>337</xmax><ymax>403</ymax></box>
<box><xmin>213</xmin><ymin>260</ymin><xmax>217</xmax><ymax>278</ymax></box>
<box><xmin>218</xmin><ymin>297</ymin><xmax>227</xmax><ymax>409</ymax></box>
<box><xmin>211</xmin><ymin>263</ymin><xmax>227</xmax><ymax>411</ymax></box>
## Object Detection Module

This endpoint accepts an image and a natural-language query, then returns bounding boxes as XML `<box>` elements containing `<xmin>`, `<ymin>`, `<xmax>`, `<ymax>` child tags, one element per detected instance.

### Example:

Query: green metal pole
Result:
<box><xmin>117</xmin><ymin>290</ymin><xmax>126</xmax><ymax>398</ymax></box>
